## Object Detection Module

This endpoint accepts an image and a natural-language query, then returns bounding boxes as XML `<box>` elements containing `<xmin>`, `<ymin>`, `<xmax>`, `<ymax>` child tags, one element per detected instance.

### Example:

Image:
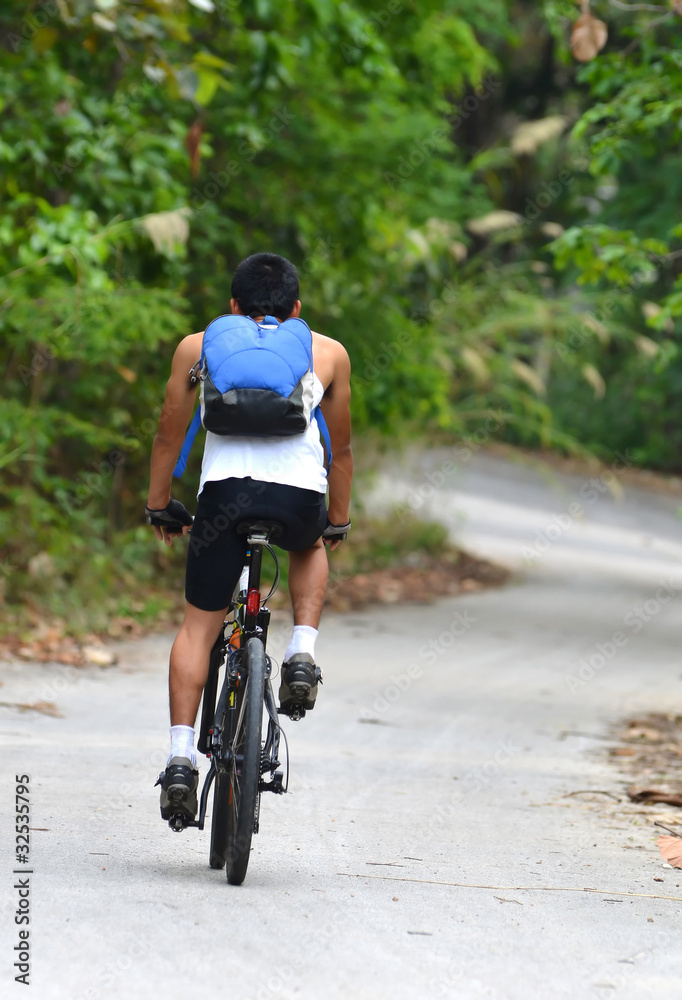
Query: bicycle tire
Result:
<box><xmin>226</xmin><ymin>637</ymin><xmax>266</xmax><ymax>885</ymax></box>
<box><xmin>209</xmin><ymin>678</ymin><xmax>231</xmax><ymax>870</ymax></box>
<box><xmin>209</xmin><ymin>771</ymin><xmax>229</xmax><ymax>869</ymax></box>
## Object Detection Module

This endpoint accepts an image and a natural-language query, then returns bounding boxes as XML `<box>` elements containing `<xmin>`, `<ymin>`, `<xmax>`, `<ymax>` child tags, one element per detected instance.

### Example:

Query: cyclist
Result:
<box><xmin>146</xmin><ymin>253</ymin><xmax>352</xmax><ymax>823</ymax></box>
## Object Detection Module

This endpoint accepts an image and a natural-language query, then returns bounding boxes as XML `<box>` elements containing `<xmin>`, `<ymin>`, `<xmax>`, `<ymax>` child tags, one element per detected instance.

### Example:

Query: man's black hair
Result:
<box><xmin>231</xmin><ymin>252</ymin><xmax>300</xmax><ymax>321</ymax></box>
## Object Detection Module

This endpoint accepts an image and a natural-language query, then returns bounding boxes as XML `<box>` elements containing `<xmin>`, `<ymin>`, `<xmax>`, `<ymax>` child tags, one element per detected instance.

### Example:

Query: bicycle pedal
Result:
<box><xmin>277</xmin><ymin>704</ymin><xmax>306</xmax><ymax>722</ymax></box>
<box><xmin>168</xmin><ymin>813</ymin><xmax>189</xmax><ymax>833</ymax></box>
<box><xmin>259</xmin><ymin>770</ymin><xmax>285</xmax><ymax>794</ymax></box>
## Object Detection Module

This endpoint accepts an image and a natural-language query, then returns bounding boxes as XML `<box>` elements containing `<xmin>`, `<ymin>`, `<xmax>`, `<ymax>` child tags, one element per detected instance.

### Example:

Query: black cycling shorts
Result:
<box><xmin>185</xmin><ymin>477</ymin><xmax>327</xmax><ymax>612</ymax></box>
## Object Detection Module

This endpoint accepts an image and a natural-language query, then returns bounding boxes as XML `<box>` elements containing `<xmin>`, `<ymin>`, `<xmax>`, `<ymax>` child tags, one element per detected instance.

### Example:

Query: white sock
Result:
<box><xmin>284</xmin><ymin>625</ymin><xmax>318</xmax><ymax>662</ymax></box>
<box><xmin>168</xmin><ymin>725</ymin><xmax>196</xmax><ymax>766</ymax></box>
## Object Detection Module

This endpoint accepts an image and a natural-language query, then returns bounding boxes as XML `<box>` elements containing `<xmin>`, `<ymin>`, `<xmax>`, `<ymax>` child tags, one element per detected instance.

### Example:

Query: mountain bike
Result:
<box><xmin>176</xmin><ymin>520</ymin><xmax>289</xmax><ymax>885</ymax></box>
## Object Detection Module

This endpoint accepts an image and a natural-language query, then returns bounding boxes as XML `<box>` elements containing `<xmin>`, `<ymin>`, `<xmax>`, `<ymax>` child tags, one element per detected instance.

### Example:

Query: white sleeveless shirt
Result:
<box><xmin>198</xmin><ymin>373</ymin><xmax>327</xmax><ymax>495</ymax></box>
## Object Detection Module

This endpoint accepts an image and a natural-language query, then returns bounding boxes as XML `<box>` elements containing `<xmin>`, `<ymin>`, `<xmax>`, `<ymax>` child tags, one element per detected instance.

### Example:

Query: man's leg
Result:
<box><xmin>159</xmin><ymin>602</ymin><xmax>227</xmax><ymax>823</ymax></box>
<box><xmin>287</xmin><ymin>537</ymin><xmax>328</xmax><ymax>627</ymax></box>
<box><xmin>169</xmin><ymin>601</ymin><xmax>228</xmax><ymax>726</ymax></box>
<box><xmin>279</xmin><ymin>539</ymin><xmax>328</xmax><ymax>715</ymax></box>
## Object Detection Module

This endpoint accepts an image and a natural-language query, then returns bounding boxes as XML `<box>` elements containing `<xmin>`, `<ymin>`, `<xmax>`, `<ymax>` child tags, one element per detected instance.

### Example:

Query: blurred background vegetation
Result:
<box><xmin>1</xmin><ymin>0</ymin><xmax>681</xmax><ymax>631</ymax></box>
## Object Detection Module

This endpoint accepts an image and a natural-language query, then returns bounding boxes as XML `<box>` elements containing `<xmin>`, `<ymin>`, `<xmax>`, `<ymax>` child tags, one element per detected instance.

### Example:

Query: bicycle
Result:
<box><xmin>167</xmin><ymin>519</ymin><xmax>290</xmax><ymax>885</ymax></box>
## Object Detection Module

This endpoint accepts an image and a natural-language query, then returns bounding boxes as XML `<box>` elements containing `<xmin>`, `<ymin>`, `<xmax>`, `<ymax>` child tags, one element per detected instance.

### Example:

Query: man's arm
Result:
<box><xmin>319</xmin><ymin>343</ymin><xmax>353</xmax><ymax>544</ymax></box>
<box><xmin>147</xmin><ymin>334</ymin><xmax>201</xmax><ymax>534</ymax></box>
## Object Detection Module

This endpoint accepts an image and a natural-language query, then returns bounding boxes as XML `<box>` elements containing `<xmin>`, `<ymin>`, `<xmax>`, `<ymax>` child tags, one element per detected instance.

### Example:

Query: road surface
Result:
<box><xmin>2</xmin><ymin>449</ymin><xmax>682</xmax><ymax>999</ymax></box>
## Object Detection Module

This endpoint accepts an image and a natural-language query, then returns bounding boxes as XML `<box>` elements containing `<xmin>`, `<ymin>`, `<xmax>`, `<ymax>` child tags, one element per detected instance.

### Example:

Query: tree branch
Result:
<box><xmin>621</xmin><ymin>9</ymin><xmax>675</xmax><ymax>54</ymax></box>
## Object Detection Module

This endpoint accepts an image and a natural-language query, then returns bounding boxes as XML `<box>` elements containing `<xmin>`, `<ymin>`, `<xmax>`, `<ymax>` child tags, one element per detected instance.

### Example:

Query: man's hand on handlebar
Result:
<box><xmin>322</xmin><ymin>518</ymin><xmax>351</xmax><ymax>552</ymax></box>
<box><xmin>145</xmin><ymin>498</ymin><xmax>194</xmax><ymax>546</ymax></box>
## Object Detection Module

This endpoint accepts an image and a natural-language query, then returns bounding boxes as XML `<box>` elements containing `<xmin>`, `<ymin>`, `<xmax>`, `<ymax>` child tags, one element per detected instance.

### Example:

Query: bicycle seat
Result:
<box><xmin>235</xmin><ymin>519</ymin><xmax>284</xmax><ymax>542</ymax></box>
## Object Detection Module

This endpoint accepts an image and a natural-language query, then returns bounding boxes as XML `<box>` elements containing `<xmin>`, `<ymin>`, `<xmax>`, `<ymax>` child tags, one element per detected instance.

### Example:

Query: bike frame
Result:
<box><xmin>190</xmin><ymin>523</ymin><xmax>286</xmax><ymax>832</ymax></box>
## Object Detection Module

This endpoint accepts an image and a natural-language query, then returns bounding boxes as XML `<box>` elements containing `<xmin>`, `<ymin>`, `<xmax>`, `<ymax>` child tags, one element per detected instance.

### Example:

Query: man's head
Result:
<box><xmin>230</xmin><ymin>252</ymin><xmax>300</xmax><ymax>322</ymax></box>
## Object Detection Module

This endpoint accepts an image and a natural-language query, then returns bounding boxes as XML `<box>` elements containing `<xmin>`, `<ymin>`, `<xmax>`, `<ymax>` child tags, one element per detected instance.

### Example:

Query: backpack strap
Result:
<box><xmin>315</xmin><ymin>406</ymin><xmax>332</xmax><ymax>472</ymax></box>
<box><xmin>173</xmin><ymin>407</ymin><xmax>202</xmax><ymax>478</ymax></box>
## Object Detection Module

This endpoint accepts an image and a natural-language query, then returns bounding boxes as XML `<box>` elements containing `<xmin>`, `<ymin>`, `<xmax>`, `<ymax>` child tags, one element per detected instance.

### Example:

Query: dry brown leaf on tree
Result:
<box><xmin>571</xmin><ymin>11</ymin><xmax>608</xmax><ymax>62</ymax></box>
<box><xmin>657</xmin><ymin>835</ymin><xmax>682</xmax><ymax>868</ymax></box>
<box><xmin>185</xmin><ymin>119</ymin><xmax>204</xmax><ymax>178</ymax></box>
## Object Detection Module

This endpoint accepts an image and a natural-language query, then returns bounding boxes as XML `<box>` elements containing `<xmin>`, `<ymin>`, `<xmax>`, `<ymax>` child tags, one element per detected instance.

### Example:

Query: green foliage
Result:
<box><xmin>2</xmin><ymin>0</ymin><xmax>682</xmax><ymax>629</ymax></box>
<box><xmin>0</xmin><ymin>0</ymin><xmax>507</xmax><ymax>622</ymax></box>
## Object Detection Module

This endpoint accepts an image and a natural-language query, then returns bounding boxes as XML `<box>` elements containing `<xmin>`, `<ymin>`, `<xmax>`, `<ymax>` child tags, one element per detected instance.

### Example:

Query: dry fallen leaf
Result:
<box><xmin>0</xmin><ymin>700</ymin><xmax>64</xmax><ymax>717</ymax></box>
<box><xmin>628</xmin><ymin>725</ymin><xmax>663</xmax><ymax>741</ymax></box>
<box><xmin>627</xmin><ymin>788</ymin><xmax>682</xmax><ymax>808</ymax></box>
<box><xmin>571</xmin><ymin>12</ymin><xmax>608</xmax><ymax>62</ymax></box>
<box><xmin>657</xmin><ymin>836</ymin><xmax>682</xmax><ymax>869</ymax></box>
<box><xmin>82</xmin><ymin>646</ymin><xmax>118</xmax><ymax>667</ymax></box>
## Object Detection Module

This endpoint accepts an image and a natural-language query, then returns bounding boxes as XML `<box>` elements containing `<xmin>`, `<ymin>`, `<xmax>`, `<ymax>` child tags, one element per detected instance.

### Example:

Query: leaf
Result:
<box><xmin>511</xmin><ymin>359</ymin><xmax>545</xmax><ymax>396</ymax></box>
<box><xmin>0</xmin><ymin>700</ymin><xmax>64</xmax><ymax>717</ymax></box>
<box><xmin>82</xmin><ymin>646</ymin><xmax>118</xmax><ymax>666</ymax></box>
<box><xmin>185</xmin><ymin>120</ymin><xmax>203</xmax><ymax>178</ymax></box>
<box><xmin>194</xmin><ymin>51</ymin><xmax>232</xmax><ymax>70</ymax></box>
<box><xmin>459</xmin><ymin>347</ymin><xmax>489</xmax><ymax>384</ymax></box>
<box><xmin>634</xmin><ymin>335</ymin><xmax>659</xmax><ymax>359</ymax></box>
<box><xmin>641</xmin><ymin>301</ymin><xmax>661</xmax><ymax>322</ymax></box>
<box><xmin>571</xmin><ymin>12</ymin><xmax>608</xmax><ymax>62</ymax></box>
<box><xmin>627</xmin><ymin>788</ymin><xmax>682</xmax><ymax>807</ymax></box>
<box><xmin>141</xmin><ymin>208</ymin><xmax>191</xmax><ymax>256</ymax></box>
<box><xmin>580</xmin><ymin>314</ymin><xmax>609</xmax><ymax>343</ymax></box>
<box><xmin>658</xmin><ymin>836</ymin><xmax>682</xmax><ymax>868</ymax></box>
<box><xmin>195</xmin><ymin>68</ymin><xmax>221</xmax><ymax>107</ymax></box>
<box><xmin>92</xmin><ymin>12</ymin><xmax>117</xmax><ymax>32</ymax></box>
<box><xmin>116</xmin><ymin>366</ymin><xmax>137</xmax><ymax>383</ymax></box>
<box><xmin>466</xmin><ymin>211</ymin><xmax>522</xmax><ymax>236</ymax></box>
<box><xmin>581</xmin><ymin>362</ymin><xmax>605</xmax><ymax>399</ymax></box>
<box><xmin>32</xmin><ymin>27</ymin><xmax>59</xmax><ymax>53</ymax></box>
<box><xmin>541</xmin><ymin>222</ymin><xmax>564</xmax><ymax>240</ymax></box>
<box><xmin>511</xmin><ymin>116</ymin><xmax>568</xmax><ymax>157</ymax></box>
<box><xmin>188</xmin><ymin>0</ymin><xmax>215</xmax><ymax>10</ymax></box>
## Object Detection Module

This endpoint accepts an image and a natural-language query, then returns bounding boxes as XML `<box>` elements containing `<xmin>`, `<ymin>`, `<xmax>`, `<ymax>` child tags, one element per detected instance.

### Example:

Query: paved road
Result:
<box><xmin>2</xmin><ymin>450</ymin><xmax>682</xmax><ymax>999</ymax></box>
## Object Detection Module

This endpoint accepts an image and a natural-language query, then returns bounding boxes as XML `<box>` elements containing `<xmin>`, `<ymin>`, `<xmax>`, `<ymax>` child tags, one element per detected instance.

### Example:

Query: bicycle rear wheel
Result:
<box><xmin>209</xmin><ymin>676</ymin><xmax>231</xmax><ymax>870</ymax></box>
<box><xmin>226</xmin><ymin>637</ymin><xmax>265</xmax><ymax>885</ymax></box>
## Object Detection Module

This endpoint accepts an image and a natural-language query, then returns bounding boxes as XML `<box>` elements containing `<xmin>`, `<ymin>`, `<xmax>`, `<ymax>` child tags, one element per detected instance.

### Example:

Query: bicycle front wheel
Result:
<box><xmin>226</xmin><ymin>637</ymin><xmax>266</xmax><ymax>885</ymax></box>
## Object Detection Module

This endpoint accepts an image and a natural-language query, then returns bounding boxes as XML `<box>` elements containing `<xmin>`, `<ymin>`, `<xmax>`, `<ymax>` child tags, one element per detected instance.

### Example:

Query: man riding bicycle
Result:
<box><xmin>145</xmin><ymin>252</ymin><xmax>353</xmax><ymax>823</ymax></box>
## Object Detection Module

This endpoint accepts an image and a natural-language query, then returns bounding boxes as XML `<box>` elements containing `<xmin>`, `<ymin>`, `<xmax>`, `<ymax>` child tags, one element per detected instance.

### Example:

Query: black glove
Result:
<box><xmin>145</xmin><ymin>498</ymin><xmax>194</xmax><ymax>533</ymax></box>
<box><xmin>322</xmin><ymin>517</ymin><xmax>351</xmax><ymax>543</ymax></box>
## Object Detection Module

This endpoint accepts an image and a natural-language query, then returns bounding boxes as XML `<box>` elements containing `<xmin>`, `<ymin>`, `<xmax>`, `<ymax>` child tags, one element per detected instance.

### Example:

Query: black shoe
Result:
<box><xmin>156</xmin><ymin>756</ymin><xmax>199</xmax><ymax>827</ymax></box>
<box><xmin>278</xmin><ymin>654</ymin><xmax>323</xmax><ymax>718</ymax></box>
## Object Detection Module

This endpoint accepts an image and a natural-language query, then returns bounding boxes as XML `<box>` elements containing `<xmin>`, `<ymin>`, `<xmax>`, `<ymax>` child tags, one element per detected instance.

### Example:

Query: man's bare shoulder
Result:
<box><xmin>177</xmin><ymin>330</ymin><xmax>203</xmax><ymax>357</ymax></box>
<box><xmin>172</xmin><ymin>331</ymin><xmax>203</xmax><ymax>367</ymax></box>
<box><xmin>311</xmin><ymin>330</ymin><xmax>350</xmax><ymax>361</ymax></box>
<box><xmin>311</xmin><ymin>330</ymin><xmax>350</xmax><ymax>391</ymax></box>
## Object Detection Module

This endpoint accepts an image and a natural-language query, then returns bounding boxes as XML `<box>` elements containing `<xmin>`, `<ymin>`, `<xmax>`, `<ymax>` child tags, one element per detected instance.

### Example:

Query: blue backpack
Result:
<box><xmin>173</xmin><ymin>314</ymin><xmax>331</xmax><ymax>477</ymax></box>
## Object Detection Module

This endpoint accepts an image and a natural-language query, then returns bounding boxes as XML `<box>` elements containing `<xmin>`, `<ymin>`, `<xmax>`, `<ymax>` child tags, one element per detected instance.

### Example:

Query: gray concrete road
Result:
<box><xmin>2</xmin><ymin>449</ymin><xmax>682</xmax><ymax>999</ymax></box>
